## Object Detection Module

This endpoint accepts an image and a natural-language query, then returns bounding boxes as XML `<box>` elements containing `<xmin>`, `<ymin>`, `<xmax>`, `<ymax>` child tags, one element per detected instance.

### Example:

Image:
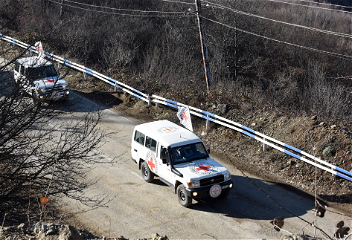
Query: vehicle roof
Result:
<box><xmin>134</xmin><ymin>120</ymin><xmax>201</xmax><ymax>148</ymax></box>
<box><xmin>16</xmin><ymin>57</ymin><xmax>53</xmax><ymax>67</ymax></box>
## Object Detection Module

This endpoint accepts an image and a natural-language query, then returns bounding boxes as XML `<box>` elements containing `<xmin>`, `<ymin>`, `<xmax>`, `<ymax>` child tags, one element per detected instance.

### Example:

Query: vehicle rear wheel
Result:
<box><xmin>141</xmin><ymin>161</ymin><xmax>154</xmax><ymax>183</ymax></box>
<box><xmin>177</xmin><ymin>184</ymin><xmax>192</xmax><ymax>207</ymax></box>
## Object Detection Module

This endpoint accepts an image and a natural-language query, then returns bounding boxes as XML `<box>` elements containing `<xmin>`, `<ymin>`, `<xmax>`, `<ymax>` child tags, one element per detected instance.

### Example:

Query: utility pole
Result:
<box><xmin>195</xmin><ymin>0</ymin><xmax>211</xmax><ymax>93</ymax></box>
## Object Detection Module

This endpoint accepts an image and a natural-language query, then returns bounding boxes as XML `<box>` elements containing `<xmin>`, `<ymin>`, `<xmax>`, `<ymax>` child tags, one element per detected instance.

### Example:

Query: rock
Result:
<box><xmin>311</xmin><ymin>116</ymin><xmax>317</xmax><ymax>120</ymax></box>
<box><xmin>152</xmin><ymin>233</ymin><xmax>168</xmax><ymax>240</ymax></box>
<box><xmin>58</xmin><ymin>225</ymin><xmax>84</xmax><ymax>240</ymax></box>
<box><xmin>219</xmin><ymin>104</ymin><xmax>228</xmax><ymax>115</ymax></box>
<box><xmin>331</xmin><ymin>125</ymin><xmax>337</xmax><ymax>130</ymax></box>
<box><xmin>323</xmin><ymin>146</ymin><xmax>336</xmax><ymax>156</ymax></box>
<box><xmin>251</xmin><ymin>122</ymin><xmax>256</xmax><ymax>126</ymax></box>
<box><xmin>319</xmin><ymin>122</ymin><xmax>325</xmax><ymax>126</ymax></box>
<box><xmin>280</xmin><ymin>234</ymin><xmax>311</xmax><ymax>240</ymax></box>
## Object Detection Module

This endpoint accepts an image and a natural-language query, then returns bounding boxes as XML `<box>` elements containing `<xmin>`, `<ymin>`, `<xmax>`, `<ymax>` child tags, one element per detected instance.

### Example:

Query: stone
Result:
<box><xmin>319</xmin><ymin>122</ymin><xmax>325</xmax><ymax>126</ymax></box>
<box><xmin>58</xmin><ymin>225</ymin><xmax>84</xmax><ymax>240</ymax></box>
<box><xmin>311</xmin><ymin>116</ymin><xmax>317</xmax><ymax>120</ymax></box>
<box><xmin>331</xmin><ymin>125</ymin><xmax>337</xmax><ymax>130</ymax></box>
<box><xmin>219</xmin><ymin>104</ymin><xmax>228</xmax><ymax>115</ymax></box>
<box><xmin>323</xmin><ymin>146</ymin><xmax>336</xmax><ymax>156</ymax></box>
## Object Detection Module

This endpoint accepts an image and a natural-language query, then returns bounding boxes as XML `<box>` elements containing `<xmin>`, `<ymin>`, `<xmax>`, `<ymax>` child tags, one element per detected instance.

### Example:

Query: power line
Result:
<box><xmin>62</xmin><ymin>0</ymin><xmax>188</xmax><ymax>14</ymax></box>
<box><xmin>202</xmin><ymin>16</ymin><xmax>352</xmax><ymax>61</ymax></box>
<box><xmin>161</xmin><ymin>0</ymin><xmax>194</xmax><ymax>5</ymax></box>
<box><xmin>224</xmin><ymin>153</ymin><xmax>333</xmax><ymax>240</ymax></box>
<box><xmin>203</xmin><ymin>0</ymin><xmax>352</xmax><ymax>39</ymax></box>
<box><xmin>47</xmin><ymin>0</ymin><xmax>191</xmax><ymax>17</ymax></box>
<box><xmin>286</xmin><ymin>0</ymin><xmax>352</xmax><ymax>9</ymax></box>
<box><xmin>265</xmin><ymin>0</ymin><xmax>352</xmax><ymax>14</ymax></box>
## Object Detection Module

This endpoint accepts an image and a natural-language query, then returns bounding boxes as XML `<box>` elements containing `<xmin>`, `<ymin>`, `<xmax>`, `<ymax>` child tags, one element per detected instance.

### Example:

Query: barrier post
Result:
<box><xmin>114</xmin><ymin>82</ymin><xmax>119</xmax><ymax>92</ymax></box>
<box><xmin>263</xmin><ymin>133</ymin><xmax>266</xmax><ymax>151</ymax></box>
<box><xmin>148</xmin><ymin>94</ymin><xmax>151</xmax><ymax>107</ymax></box>
<box><xmin>83</xmin><ymin>72</ymin><xmax>87</xmax><ymax>80</ymax></box>
<box><xmin>206</xmin><ymin>115</ymin><xmax>209</xmax><ymax>130</ymax></box>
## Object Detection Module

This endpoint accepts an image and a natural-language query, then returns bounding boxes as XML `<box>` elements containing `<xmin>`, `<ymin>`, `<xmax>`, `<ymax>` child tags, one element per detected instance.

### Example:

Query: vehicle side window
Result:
<box><xmin>15</xmin><ymin>62</ymin><xmax>20</xmax><ymax>72</ymax></box>
<box><xmin>160</xmin><ymin>146</ymin><xmax>167</xmax><ymax>159</ymax></box>
<box><xmin>20</xmin><ymin>66</ymin><xmax>25</xmax><ymax>75</ymax></box>
<box><xmin>134</xmin><ymin>131</ymin><xmax>145</xmax><ymax>145</ymax></box>
<box><xmin>145</xmin><ymin>136</ymin><xmax>157</xmax><ymax>152</ymax></box>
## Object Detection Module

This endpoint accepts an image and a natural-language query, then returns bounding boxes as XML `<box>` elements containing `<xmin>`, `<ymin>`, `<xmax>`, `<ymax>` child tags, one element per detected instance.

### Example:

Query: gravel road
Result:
<box><xmin>42</xmin><ymin>91</ymin><xmax>351</xmax><ymax>239</ymax></box>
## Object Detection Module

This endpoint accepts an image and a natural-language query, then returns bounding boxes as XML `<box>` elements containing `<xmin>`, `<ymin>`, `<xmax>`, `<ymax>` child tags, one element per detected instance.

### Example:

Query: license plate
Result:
<box><xmin>222</xmin><ymin>185</ymin><xmax>229</xmax><ymax>189</ymax></box>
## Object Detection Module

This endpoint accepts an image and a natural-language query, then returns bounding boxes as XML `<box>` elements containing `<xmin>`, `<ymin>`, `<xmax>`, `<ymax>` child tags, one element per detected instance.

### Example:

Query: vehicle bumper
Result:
<box><xmin>38</xmin><ymin>90</ymin><xmax>70</xmax><ymax>100</ymax></box>
<box><xmin>185</xmin><ymin>179</ymin><xmax>233</xmax><ymax>199</ymax></box>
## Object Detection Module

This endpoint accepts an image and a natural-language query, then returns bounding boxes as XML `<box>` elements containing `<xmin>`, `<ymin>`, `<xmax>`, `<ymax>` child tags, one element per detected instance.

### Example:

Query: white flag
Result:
<box><xmin>177</xmin><ymin>106</ymin><xmax>193</xmax><ymax>132</ymax></box>
<box><xmin>35</xmin><ymin>41</ymin><xmax>44</xmax><ymax>59</ymax></box>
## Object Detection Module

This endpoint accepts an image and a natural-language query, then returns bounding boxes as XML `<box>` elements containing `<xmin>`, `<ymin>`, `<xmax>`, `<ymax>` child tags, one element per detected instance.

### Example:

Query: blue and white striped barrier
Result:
<box><xmin>152</xmin><ymin>95</ymin><xmax>352</xmax><ymax>183</ymax></box>
<box><xmin>2</xmin><ymin>34</ymin><xmax>351</xmax><ymax>183</ymax></box>
<box><xmin>0</xmin><ymin>34</ymin><xmax>149</xmax><ymax>103</ymax></box>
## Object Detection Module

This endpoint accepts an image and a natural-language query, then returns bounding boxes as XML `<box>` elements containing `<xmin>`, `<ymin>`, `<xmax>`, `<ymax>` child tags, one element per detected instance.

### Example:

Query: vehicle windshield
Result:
<box><xmin>170</xmin><ymin>142</ymin><xmax>209</xmax><ymax>165</ymax></box>
<box><xmin>27</xmin><ymin>65</ymin><xmax>58</xmax><ymax>80</ymax></box>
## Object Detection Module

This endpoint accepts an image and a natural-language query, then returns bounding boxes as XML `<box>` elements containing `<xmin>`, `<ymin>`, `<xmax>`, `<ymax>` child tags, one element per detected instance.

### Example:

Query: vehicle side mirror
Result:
<box><xmin>207</xmin><ymin>148</ymin><xmax>211</xmax><ymax>154</ymax></box>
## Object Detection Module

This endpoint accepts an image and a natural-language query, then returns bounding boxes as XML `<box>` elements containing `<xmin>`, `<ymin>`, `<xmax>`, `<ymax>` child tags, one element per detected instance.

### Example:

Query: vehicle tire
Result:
<box><xmin>141</xmin><ymin>161</ymin><xmax>154</xmax><ymax>183</ymax></box>
<box><xmin>177</xmin><ymin>184</ymin><xmax>192</xmax><ymax>207</ymax></box>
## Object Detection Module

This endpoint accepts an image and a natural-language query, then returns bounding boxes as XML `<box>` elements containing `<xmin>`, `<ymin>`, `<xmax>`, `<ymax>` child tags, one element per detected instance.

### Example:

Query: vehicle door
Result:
<box><xmin>157</xmin><ymin>145</ymin><xmax>174</xmax><ymax>185</ymax></box>
<box><xmin>131</xmin><ymin>130</ymin><xmax>145</xmax><ymax>163</ymax></box>
<box><xmin>143</xmin><ymin>136</ymin><xmax>158</xmax><ymax>175</ymax></box>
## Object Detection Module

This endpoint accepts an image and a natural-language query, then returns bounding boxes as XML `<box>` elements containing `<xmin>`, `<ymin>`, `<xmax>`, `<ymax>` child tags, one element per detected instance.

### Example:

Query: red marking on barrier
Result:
<box><xmin>182</xmin><ymin>111</ymin><xmax>188</xmax><ymax>122</ymax></box>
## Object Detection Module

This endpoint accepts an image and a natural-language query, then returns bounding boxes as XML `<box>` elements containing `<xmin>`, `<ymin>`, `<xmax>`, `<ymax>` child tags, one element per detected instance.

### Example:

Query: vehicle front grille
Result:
<box><xmin>200</xmin><ymin>175</ymin><xmax>224</xmax><ymax>187</ymax></box>
<box><xmin>45</xmin><ymin>85</ymin><xmax>64</xmax><ymax>95</ymax></box>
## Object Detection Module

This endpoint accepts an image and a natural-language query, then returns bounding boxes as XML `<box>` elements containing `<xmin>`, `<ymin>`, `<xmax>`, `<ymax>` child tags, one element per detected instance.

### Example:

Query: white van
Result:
<box><xmin>131</xmin><ymin>120</ymin><xmax>233</xmax><ymax>207</ymax></box>
<box><xmin>14</xmin><ymin>57</ymin><xmax>70</xmax><ymax>101</ymax></box>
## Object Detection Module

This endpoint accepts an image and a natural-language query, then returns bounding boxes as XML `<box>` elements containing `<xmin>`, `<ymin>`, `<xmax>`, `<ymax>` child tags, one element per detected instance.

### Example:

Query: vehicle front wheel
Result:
<box><xmin>141</xmin><ymin>161</ymin><xmax>154</xmax><ymax>183</ymax></box>
<box><xmin>177</xmin><ymin>184</ymin><xmax>192</xmax><ymax>207</ymax></box>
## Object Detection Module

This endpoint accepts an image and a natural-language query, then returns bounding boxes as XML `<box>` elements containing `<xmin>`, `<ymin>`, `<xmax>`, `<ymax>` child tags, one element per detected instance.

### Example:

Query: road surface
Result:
<box><xmin>43</xmin><ymin>91</ymin><xmax>350</xmax><ymax>239</ymax></box>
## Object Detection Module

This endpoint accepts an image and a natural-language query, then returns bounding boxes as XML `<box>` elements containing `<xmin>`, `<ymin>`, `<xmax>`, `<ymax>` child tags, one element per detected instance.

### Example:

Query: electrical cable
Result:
<box><xmin>224</xmin><ymin>153</ymin><xmax>333</xmax><ymax>240</ymax></box>
<box><xmin>62</xmin><ymin>0</ymin><xmax>189</xmax><ymax>14</ymax></box>
<box><xmin>47</xmin><ymin>0</ymin><xmax>191</xmax><ymax>17</ymax></box>
<box><xmin>202</xmin><ymin>15</ymin><xmax>352</xmax><ymax>61</ymax></box>
<box><xmin>265</xmin><ymin>0</ymin><xmax>352</xmax><ymax>14</ymax></box>
<box><xmin>284</xmin><ymin>0</ymin><xmax>352</xmax><ymax>9</ymax></box>
<box><xmin>203</xmin><ymin>0</ymin><xmax>352</xmax><ymax>39</ymax></box>
<box><xmin>162</xmin><ymin>0</ymin><xmax>194</xmax><ymax>5</ymax></box>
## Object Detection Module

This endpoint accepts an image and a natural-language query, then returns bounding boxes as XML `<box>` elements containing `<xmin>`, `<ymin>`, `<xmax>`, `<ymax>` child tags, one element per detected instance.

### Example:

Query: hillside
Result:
<box><xmin>1</xmin><ymin>0</ymin><xmax>351</xmax><ymax>221</ymax></box>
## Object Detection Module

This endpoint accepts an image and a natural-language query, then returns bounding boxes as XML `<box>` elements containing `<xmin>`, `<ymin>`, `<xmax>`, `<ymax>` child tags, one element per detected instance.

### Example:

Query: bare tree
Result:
<box><xmin>0</xmin><ymin>40</ymin><xmax>107</xmax><ymax>220</ymax></box>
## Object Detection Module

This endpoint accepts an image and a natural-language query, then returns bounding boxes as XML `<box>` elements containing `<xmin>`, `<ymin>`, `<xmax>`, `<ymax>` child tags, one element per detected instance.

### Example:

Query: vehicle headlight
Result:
<box><xmin>224</xmin><ymin>172</ymin><xmax>231</xmax><ymax>181</ymax></box>
<box><xmin>187</xmin><ymin>180</ymin><xmax>200</xmax><ymax>187</ymax></box>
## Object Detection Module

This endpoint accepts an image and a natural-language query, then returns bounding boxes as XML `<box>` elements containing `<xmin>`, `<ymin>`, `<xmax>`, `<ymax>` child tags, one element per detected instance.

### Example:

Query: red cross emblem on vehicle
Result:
<box><xmin>45</xmin><ymin>79</ymin><xmax>55</xmax><ymax>83</ymax></box>
<box><xmin>212</xmin><ymin>186</ymin><xmax>219</xmax><ymax>195</ymax></box>
<box><xmin>196</xmin><ymin>165</ymin><xmax>211</xmax><ymax>172</ymax></box>
<box><xmin>148</xmin><ymin>157</ymin><xmax>155</xmax><ymax>171</ymax></box>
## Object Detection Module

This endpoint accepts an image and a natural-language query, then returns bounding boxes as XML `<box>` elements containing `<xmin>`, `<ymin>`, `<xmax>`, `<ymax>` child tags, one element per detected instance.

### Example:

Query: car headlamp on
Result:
<box><xmin>187</xmin><ymin>180</ymin><xmax>200</xmax><ymax>187</ymax></box>
<box><xmin>224</xmin><ymin>172</ymin><xmax>231</xmax><ymax>181</ymax></box>
<box><xmin>37</xmin><ymin>88</ymin><xmax>46</xmax><ymax>93</ymax></box>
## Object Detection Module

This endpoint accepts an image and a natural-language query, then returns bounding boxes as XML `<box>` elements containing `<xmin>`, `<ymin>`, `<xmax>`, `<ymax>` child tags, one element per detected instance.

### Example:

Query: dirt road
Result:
<box><xmin>36</xmin><ymin>91</ymin><xmax>350</xmax><ymax>239</ymax></box>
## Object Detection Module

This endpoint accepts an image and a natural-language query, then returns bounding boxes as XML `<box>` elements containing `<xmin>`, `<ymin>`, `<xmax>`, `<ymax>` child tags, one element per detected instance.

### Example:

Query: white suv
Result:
<box><xmin>131</xmin><ymin>120</ymin><xmax>233</xmax><ymax>207</ymax></box>
<box><xmin>14</xmin><ymin>57</ymin><xmax>70</xmax><ymax>101</ymax></box>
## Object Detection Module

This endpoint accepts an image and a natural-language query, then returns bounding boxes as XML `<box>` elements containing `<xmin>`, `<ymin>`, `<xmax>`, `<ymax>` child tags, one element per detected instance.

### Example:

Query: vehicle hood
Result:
<box><xmin>174</xmin><ymin>158</ymin><xmax>228</xmax><ymax>179</ymax></box>
<box><xmin>34</xmin><ymin>77</ymin><xmax>68</xmax><ymax>88</ymax></box>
